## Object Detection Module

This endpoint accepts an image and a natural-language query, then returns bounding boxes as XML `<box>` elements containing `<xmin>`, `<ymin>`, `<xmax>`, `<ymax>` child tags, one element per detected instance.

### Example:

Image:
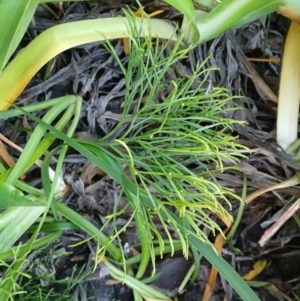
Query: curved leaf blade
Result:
<box><xmin>0</xmin><ymin>182</ymin><xmax>46</xmax><ymax>208</ymax></box>
<box><xmin>0</xmin><ymin>0</ymin><xmax>38</xmax><ymax>72</ymax></box>
<box><xmin>0</xmin><ymin>207</ymin><xmax>45</xmax><ymax>253</ymax></box>
<box><xmin>164</xmin><ymin>0</ymin><xmax>200</xmax><ymax>43</ymax></box>
<box><xmin>164</xmin><ymin>0</ymin><xmax>195</xmax><ymax>20</ymax></box>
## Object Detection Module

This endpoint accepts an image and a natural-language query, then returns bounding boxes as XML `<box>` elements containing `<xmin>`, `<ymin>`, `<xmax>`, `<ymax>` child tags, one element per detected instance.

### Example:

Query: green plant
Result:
<box><xmin>12</xmin><ymin>248</ymin><xmax>89</xmax><ymax>301</ymax></box>
<box><xmin>1</xmin><ymin>19</ymin><xmax>260</xmax><ymax>301</ymax></box>
<box><xmin>1</xmin><ymin>0</ymin><xmax>299</xmax><ymax>109</ymax></box>
<box><xmin>2</xmin><ymin>0</ymin><xmax>296</xmax><ymax>300</ymax></box>
<box><xmin>0</xmin><ymin>95</ymin><xmax>86</xmax><ymax>300</ymax></box>
<box><xmin>293</xmin><ymin>292</ymin><xmax>300</xmax><ymax>301</ymax></box>
<box><xmin>1</xmin><ymin>0</ymin><xmax>299</xmax><ymax>157</ymax></box>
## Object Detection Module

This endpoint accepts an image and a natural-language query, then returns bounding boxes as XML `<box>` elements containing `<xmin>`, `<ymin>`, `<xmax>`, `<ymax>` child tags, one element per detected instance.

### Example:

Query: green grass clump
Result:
<box><xmin>95</xmin><ymin>26</ymin><xmax>246</xmax><ymax>254</ymax></box>
<box><xmin>0</xmin><ymin>12</ymin><xmax>258</xmax><ymax>301</ymax></box>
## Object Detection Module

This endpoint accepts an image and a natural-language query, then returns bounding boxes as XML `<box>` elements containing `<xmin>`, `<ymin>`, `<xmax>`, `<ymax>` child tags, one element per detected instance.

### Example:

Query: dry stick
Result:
<box><xmin>259</xmin><ymin>198</ymin><xmax>300</xmax><ymax>247</ymax></box>
<box><xmin>0</xmin><ymin>134</ymin><xmax>34</xmax><ymax>180</ymax></box>
<box><xmin>0</xmin><ymin>140</ymin><xmax>15</xmax><ymax>168</ymax></box>
<box><xmin>247</xmin><ymin>57</ymin><xmax>280</xmax><ymax>64</ymax></box>
<box><xmin>0</xmin><ymin>133</ymin><xmax>42</xmax><ymax>180</ymax></box>
<box><xmin>0</xmin><ymin>133</ymin><xmax>62</xmax><ymax>185</ymax></box>
<box><xmin>0</xmin><ymin>133</ymin><xmax>30</xmax><ymax>156</ymax></box>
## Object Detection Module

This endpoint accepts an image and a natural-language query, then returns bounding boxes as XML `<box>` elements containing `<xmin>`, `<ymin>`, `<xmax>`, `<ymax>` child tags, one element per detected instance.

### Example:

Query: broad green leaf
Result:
<box><xmin>0</xmin><ymin>206</ymin><xmax>45</xmax><ymax>253</ymax></box>
<box><xmin>27</xmin><ymin>221</ymin><xmax>79</xmax><ymax>232</ymax></box>
<box><xmin>0</xmin><ymin>96</ymin><xmax>74</xmax><ymax>119</ymax></box>
<box><xmin>0</xmin><ymin>207</ymin><xmax>25</xmax><ymax>231</ymax></box>
<box><xmin>0</xmin><ymin>0</ymin><xmax>38</xmax><ymax>72</ymax></box>
<box><xmin>0</xmin><ymin>182</ymin><xmax>46</xmax><ymax>208</ymax></box>
<box><xmin>0</xmin><ymin>205</ymin><xmax>47</xmax><ymax>300</ymax></box>
<box><xmin>163</xmin><ymin>0</ymin><xmax>199</xmax><ymax>43</ymax></box>
<box><xmin>105</xmin><ymin>259</ymin><xmax>171</xmax><ymax>300</ymax></box>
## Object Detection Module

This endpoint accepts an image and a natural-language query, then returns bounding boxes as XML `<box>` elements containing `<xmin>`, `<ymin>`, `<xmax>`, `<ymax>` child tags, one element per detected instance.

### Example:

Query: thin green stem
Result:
<box><xmin>0</xmin><ymin>232</ymin><xmax>62</xmax><ymax>261</ymax></box>
<box><xmin>226</xmin><ymin>175</ymin><xmax>246</xmax><ymax>242</ymax></box>
<box><xmin>55</xmin><ymin>201</ymin><xmax>122</xmax><ymax>261</ymax></box>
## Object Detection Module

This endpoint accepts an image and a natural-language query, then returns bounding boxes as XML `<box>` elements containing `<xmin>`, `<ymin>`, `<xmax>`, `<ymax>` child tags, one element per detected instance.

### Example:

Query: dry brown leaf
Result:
<box><xmin>239</xmin><ymin>162</ymin><xmax>279</xmax><ymax>181</ymax></box>
<box><xmin>0</xmin><ymin>134</ymin><xmax>26</xmax><ymax>179</ymax></box>
<box><xmin>80</xmin><ymin>161</ymin><xmax>105</xmax><ymax>184</ymax></box>
<box><xmin>245</xmin><ymin>175</ymin><xmax>300</xmax><ymax>204</ymax></box>
<box><xmin>248</xmin><ymin>57</ymin><xmax>280</xmax><ymax>63</ymax></box>
<box><xmin>242</xmin><ymin>260</ymin><xmax>267</xmax><ymax>281</ymax></box>
<box><xmin>215</xmin><ymin>211</ymin><xmax>233</xmax><ymax>229</ymax></box>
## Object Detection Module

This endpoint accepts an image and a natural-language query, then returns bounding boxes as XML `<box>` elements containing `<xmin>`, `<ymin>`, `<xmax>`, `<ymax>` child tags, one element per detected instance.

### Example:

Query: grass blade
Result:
<box><xmin>0</xmin><ymin>207</ymin><xmax>45</xmax><ymax>253</ymax></box>
<box><xmin>0</xmin><ymin>0</ymin><xmax>38</xmax><ymax>71</ymax></box>
<box><xmin>17</xmin><ymin>102</ymin><xmax>259</xmax><ymax>301</ymax></box>
<box><xmin>0</xmin><ymin>17</ymin><xmax>177</xmax><ymax>110</ymax></box>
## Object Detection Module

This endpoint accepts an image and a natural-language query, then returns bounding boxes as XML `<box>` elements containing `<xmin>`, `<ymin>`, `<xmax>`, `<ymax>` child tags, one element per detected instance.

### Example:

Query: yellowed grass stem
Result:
<box><xmin>0</xmin><ymin>18</ymin><xmax>177</xmax><ymax>111</ymax></box>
